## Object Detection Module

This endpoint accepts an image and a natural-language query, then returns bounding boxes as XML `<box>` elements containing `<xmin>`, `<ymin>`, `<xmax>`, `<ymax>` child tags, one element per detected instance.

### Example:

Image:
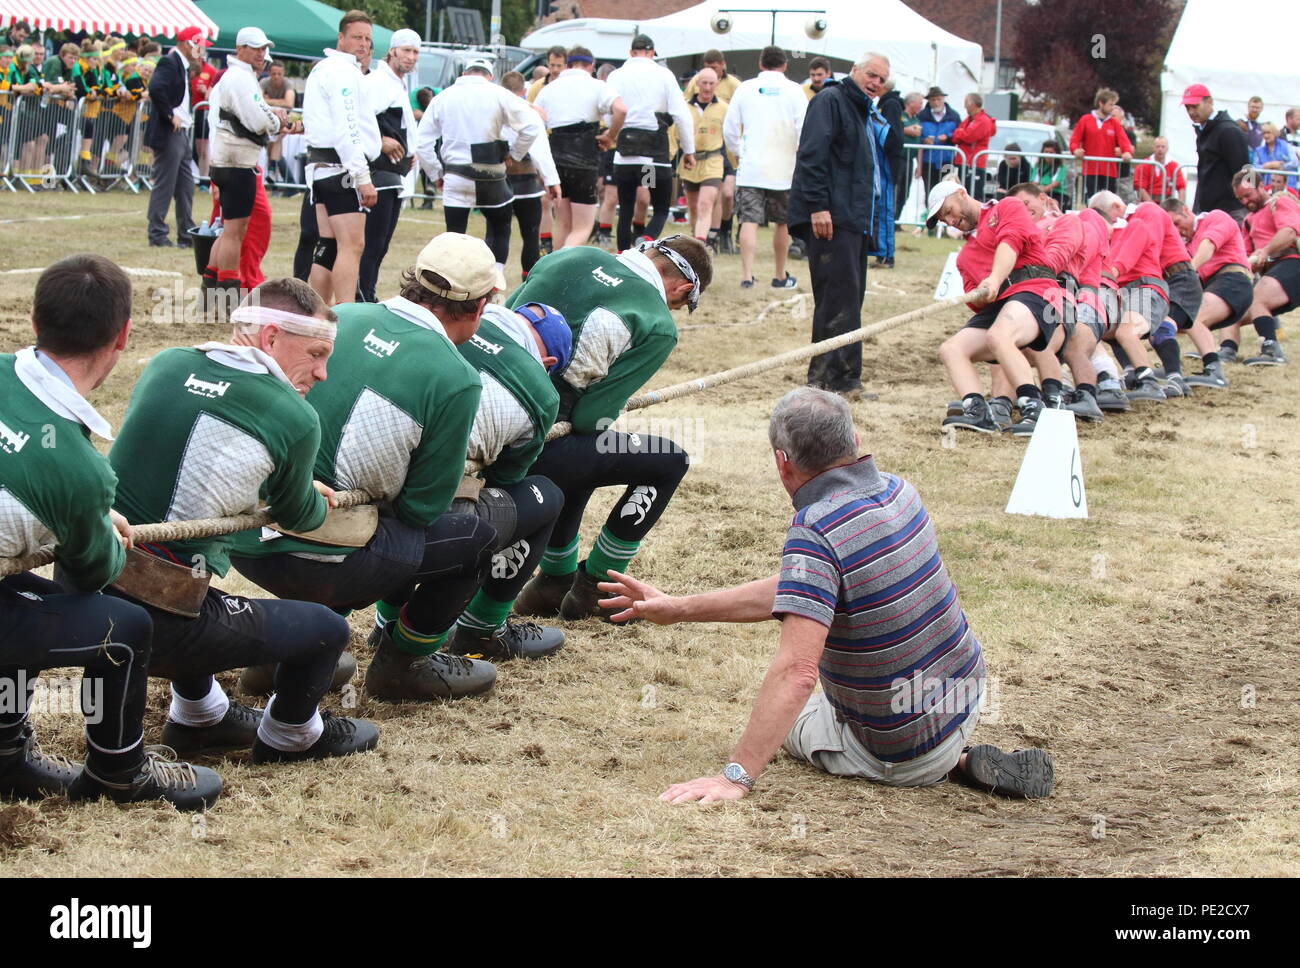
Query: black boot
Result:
<box><xmin>0</xmin><ymin>724</ymin><xmax>80</xmax><ymax>799</ymax></box>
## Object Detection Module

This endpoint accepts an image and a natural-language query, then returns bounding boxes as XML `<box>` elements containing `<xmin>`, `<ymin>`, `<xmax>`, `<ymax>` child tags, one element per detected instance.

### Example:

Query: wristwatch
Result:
<box><xmin>723</xmin><ymin>762</ymin><xmax>755</xmax><ymax>791</ymax></box>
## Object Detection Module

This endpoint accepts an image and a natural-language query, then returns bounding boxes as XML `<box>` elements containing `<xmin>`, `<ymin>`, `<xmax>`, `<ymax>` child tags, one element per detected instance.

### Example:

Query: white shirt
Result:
<box><xmin>606</xmin><ymin>55</ymin><xmax>694</xmax><ymax>165</ymax></box>
<box><xmin>363</xmin><ymin>59</ymin><xmax>419</xmax><ymax>195</ymax></box>
<box><xmin>303</xmin><ymin>48</ymin><xmax>381</xmax><ymax>186</ymax></box>
<box><xmin>171</xmin><ymin>48</ymin><xmax>192</xmax><ymax>129</ymax></box>
<box><xmin>723</xmin><ymin>71</ymin><xmax>807</xmax><ymax>190</ymax></box>
<box><xmin>535</xmin><ymin>68</ymin><xmax>618</xmax><ymax>129</ymax></box>
<box><xmin>209</xmin><ymin>59</ymin><xmax>282</xmax><ymax>169</ymax></box>
<box><xmin>16</xmin><ymin>348</ymin><xmax>113</xmax><ymax>440</ymax></box>
<box><xmin>416</xmin><ymin>74</ymin><xmax>543</xmax><ymax>209</ymax></box>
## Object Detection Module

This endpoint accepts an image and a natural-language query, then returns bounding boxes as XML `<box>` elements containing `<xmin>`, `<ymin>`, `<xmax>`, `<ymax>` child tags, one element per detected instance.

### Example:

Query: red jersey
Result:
<box><xmin>952</xmin><ymin>110</ymin><xmax>996</xmax><ymax>167</ymax></box>
<box><xmin>190</xmin><ymin>62</ymin><xmax>217</xmax><ymax>109</ymax></box>
<box><xmin>1189</xmin><ymin>210</ymin><xmax>1250</xmax><ymax>282</ymax></box>
<box><xmin>1133</xmin><ymin>158</ymin><xmax>1185</xmax><ymax>200</ymax></box>
<box><xmin>1130</xmin><ymin>201</ymin><xmax>1190</xmax><ymax>270</ymax></box>
<box><xmin>956</xmin><ymin>197</ymin><xmax>1060</xmax><ymax>309</ymax></box>
<box><xmin>1243</xmin><ymin>192</ymin><xmax>1300</xmax><ymax>261</ymax></box>
<box><xmin>1108</xmin><ymin>218</ymin><xmax>1165</xmax><ymax>288</ymax></box>
<box><xmin>1076</xmin><ymin>208</ymin><xmax>1111</xmax><ymax>288</ymax></box>
<box><xmin>1068</xmin><ymin>112</ymin><xmax>1133</xmax><ymax>178</ymax></box>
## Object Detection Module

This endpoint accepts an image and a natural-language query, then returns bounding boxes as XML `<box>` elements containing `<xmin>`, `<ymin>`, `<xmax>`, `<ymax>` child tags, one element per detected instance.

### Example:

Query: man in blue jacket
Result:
<box><xmin>918</xmin><ymin>86</ymin><xmax>960</xmax><ymax>199</ymax></box>
<box><xmin>788</xmin><ymin>52</ymin><xmax>890</xmax><ymax>398</ymax></box>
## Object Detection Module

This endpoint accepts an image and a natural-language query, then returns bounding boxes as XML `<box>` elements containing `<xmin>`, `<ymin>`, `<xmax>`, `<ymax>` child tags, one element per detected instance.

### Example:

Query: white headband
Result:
<box><xmin>229</xmin><ymin>306</ymin><xmax>336</xmax><ymax>340</ymax></box>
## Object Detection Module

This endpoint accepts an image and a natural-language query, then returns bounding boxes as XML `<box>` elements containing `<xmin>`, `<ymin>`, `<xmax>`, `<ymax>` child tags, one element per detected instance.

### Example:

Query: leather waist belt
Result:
<box><xmin>1003</xmin><ymin>265</ymin><xmax>1058</xmax><ymax>289</ymax></box>
<box><xmin>694</xmin><ymin>147</ymin><xmax>724</xmax><ymax>160</ymax></box>
<box><xmin>218</xmin><ymin>107</ymin><xmax>267</xmax><ymax>147</ymax></box>
<box><xmin>445</xmin><ymin>161</ymin><xmax>507</xmax><ymax>182</ymax></box>
<box><xmin>1163</xmin><ymin>260</ymin><xmax>1194</xmax><ymax>280</ymax></box>
<box><xmin>269</xmin><ymin>505</ymin><xmax>379</xmax><ymax>549</ymax></box>
<box><xmin>307</xmin><ymin>146</ymin><xmax>342</xmax><ymax>165</ymax></box>
<box><xmin>1209</xmin><ymin>264</ymin><xmax>1252</xmax><ymax>281</ymax></box>
<box><xmin>109</xmin><ymin>547</ymin><xmax>209</xmax><ymax>619</ymax></box>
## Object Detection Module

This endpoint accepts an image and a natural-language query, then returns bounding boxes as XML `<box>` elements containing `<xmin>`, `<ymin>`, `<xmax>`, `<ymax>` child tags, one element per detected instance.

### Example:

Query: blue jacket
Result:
<box><xmin>918</xmin><ymin>104</ymin><xmax>960</xmax><ymax>170</ymax></box>
<box><xmin>788</xmin><ymin>79</ymin><xmax>893</xmax><ymax>258</ymax></box>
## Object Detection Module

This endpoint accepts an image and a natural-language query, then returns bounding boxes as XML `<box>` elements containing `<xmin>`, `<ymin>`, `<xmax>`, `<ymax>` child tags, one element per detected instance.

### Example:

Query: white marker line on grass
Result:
<box><xmin>0</xmin><ymin>212</ymin><xmax>135</xmax><ymax>225</ymax></box>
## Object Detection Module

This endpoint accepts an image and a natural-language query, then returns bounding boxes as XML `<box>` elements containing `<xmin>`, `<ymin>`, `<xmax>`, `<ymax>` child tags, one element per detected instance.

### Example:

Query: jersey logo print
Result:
<box><xmin>183</xmin><ymin>374</ymin><xmax>231</xmax><ymax>398</ymax></box>
<box><xmin>591</xmin><ymin>267</ymin><xmax>623</xmax><ymax>288</ymax></box>
<box><xmin>619</xmin><ymin>485</ymin><xmax>658</xmax><ymax>525</ymax></box>
<box><xmin>0</xmin><ymin>419</ymin><xmax>30</xmax><ymax>454</ymax></box>
<box><xmin>491</xmin><ymin>539</ymin><xmax>530</xmax><ymax>580</ymax></box>
<box><xmin>529</xmin><ymin>484</ymin><xmax>544</xmax><ymax>503</ymax></box>
<box><xmin>363</xmin><ymin>329</ymin><xmax>401</xmax><ymax>358</ymax></box>
<box><xmin>470</xmin><ymin>333</ymin><xmax>504</xmax><ymax>355</ymax></box>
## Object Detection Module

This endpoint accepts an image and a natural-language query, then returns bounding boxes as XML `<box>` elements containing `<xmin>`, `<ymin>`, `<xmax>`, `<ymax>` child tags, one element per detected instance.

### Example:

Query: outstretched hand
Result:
<box><xmin>597</xmin><ymin>569</ymin><xmax>678</xmax><ymax>624</ymax></box>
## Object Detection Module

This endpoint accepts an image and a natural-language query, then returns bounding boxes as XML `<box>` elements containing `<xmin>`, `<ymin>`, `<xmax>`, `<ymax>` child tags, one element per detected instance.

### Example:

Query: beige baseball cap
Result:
<box><xmin>415</xmin><ymin>233</ymin><xmax>506</xmax><ymax>300</ymax></box>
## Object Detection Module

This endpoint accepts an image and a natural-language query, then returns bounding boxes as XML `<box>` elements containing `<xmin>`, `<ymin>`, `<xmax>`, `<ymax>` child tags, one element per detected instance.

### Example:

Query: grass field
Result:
<box><xmin>1</xmin><ymin>189</ymin><xmax>1297</xmax><ymax>877</ymax></box>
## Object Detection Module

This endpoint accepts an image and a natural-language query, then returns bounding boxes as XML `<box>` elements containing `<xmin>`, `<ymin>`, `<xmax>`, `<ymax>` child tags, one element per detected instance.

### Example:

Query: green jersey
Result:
<box><xmin>507</xmin><ymin>247</ymin><xmax>678</xmax><ymax>434</ymax></box>
<box><xmin>109</xmin><ymin>345</ymin><xmax>327</xmax><ymax>578</ymax></box>
<box><xmin>5</xmin><ymin>63</ymin><xmax>40</xmax><ymax>91</ymax></box>
<box><xmin>231</xmin><ymin>298</ymin><xmax>482</xmax><ymax>559</ymax></box>
<box><xmin>0</xmin><ymin>351</ymin><xmax>124</xmax><ymax>592</ymax></box>
<box><xmin>457</xmin><ymin>306</ymin><xmax>559</xmax><ymax>486</ymax></box>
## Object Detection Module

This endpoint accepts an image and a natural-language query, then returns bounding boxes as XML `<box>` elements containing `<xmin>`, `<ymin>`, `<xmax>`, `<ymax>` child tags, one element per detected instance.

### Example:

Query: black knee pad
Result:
<box><xmin>312</xmin><ymin>237</ymin><xmax>338</xmax><ymax>271</ymax></box>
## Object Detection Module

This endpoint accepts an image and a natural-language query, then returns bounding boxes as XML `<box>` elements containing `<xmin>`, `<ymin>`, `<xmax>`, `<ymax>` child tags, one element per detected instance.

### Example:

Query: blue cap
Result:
<box><xmin>514</xmin><ymin>303</ymin><xmax>572</xmax><ymax>373</ymax></box>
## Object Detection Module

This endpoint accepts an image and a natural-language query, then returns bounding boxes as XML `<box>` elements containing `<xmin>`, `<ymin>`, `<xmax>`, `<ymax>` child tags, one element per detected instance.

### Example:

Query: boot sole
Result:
<box><xmin>962</xmin><ymin>745</ymin><xmax>1054</xmax><ymax>798</ymax></box>
<box><xmin>942</xmin><ymin>422</ymin><xmax>999</xmax><ymax>434</ymax></box>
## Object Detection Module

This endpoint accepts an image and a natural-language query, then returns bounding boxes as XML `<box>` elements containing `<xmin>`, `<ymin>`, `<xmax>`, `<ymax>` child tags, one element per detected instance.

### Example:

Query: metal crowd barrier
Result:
<box><xmin>896</xmin><ymin>143</ymin><xmax>968</xmax><ymax>226</ymax></box>
<box><xmin>132</xmin><ymin>98</ymin><xmax>156</xmax><ymax>190</ymax></box>
<box><xmin>1</xmin><ymin>91</ymin><xmax>82</xmax><ymax>192</ymax></box>
<box><xmin>969</xmin><ymin>149</ymin><xmax>1171</xmax><ymax>210</ymax></box>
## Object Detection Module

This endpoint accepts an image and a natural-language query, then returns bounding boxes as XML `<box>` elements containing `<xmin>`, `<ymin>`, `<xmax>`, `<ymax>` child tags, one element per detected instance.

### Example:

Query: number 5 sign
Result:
<box><xmin>1005</xmin><ymin>408</ymin><xmax>1089</xmax><ymax>519</ymax></box>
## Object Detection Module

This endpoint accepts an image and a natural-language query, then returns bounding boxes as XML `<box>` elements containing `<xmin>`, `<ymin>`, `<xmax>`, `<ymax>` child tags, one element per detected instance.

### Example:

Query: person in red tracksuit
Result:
<box><xmin>953</xmin><ymin>93</ymin><xmax>996</xmax><ymax>201</ymax></box>
<box><xmin>209</xmin><ymin>168</ymin><xmax>272</xmax><ymax>291</ymax></box>
<box><xmin>1069</xmin><ymin>88</ymin><xmax>1133</xmax><ymax>204</ymax></box>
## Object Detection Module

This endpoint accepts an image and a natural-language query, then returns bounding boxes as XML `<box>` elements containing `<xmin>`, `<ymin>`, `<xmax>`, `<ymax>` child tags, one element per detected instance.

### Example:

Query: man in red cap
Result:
<box><xmin>1183</xmin><ymin>83</ymin><xmax>1250</xmax><ymax>222</ymax></box>
<box><xmin>145</xmin><ymin>27</ymin><xmax>211</xmax><ymax>248</ymax></box>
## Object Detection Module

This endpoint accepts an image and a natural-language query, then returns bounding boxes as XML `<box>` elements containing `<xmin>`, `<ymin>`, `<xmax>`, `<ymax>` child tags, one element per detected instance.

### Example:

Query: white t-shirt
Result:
<box><xmin>606</xmin><ymin>56</ymin><xmax>694</xmax><ymax>166</ymax></box>
<box><xmin>723</xmin><ymin>70</ymin><xmax>807</xmax><ymax>190</ymax></box>
<box><xmin>535</xmin><ymin>68</ymin><xmax>618</xmax><ymax>129</ymax></box>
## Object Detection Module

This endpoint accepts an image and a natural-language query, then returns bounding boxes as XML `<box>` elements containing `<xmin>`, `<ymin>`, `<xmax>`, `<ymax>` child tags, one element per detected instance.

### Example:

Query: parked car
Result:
<box><xmin>411</xmin><ymin>43</ymin><xmax>532</xmax><ymax>95</ymax></box>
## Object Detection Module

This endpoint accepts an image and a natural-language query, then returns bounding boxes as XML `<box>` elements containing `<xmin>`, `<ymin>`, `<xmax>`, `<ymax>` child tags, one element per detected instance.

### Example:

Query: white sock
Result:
<box><xmin>256</xmin><ymin>696</ymin><xmax>324</xmax><ymax>752</ymax></box>
<box><xmin>167</xmin><ymin>679</ymin><xmax>229</xmax><ymax>728</ymax></box>
<box><xmin>1090</xmin><ymin>348</ymin><xmax>1117</xmax><ymax>378</ymax></box>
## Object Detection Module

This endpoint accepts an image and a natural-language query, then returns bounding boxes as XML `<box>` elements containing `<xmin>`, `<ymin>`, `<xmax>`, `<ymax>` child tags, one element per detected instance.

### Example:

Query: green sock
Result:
<box><xmin>374</xmin><ymin>599</ymin><xmax>401</xmax><ymax>628</ymax></box>
<box><xmin>457</xmin><ymin>590</ymin><xmax>515</xmax><ymax>633</ymax></box>
<box><xmin>539</xmin><ymin>536</ymin><xmax>580</xmax><ymax>577</ymax></box>
<box><xmin>391</xmin><ymin>613</ymin><xmax>450</xmax><ymax>656</ymax></box>
<box><xmin>586</xmin><ymin>529</ymin><xmax>640</xmax><ymax>581</ymax></box>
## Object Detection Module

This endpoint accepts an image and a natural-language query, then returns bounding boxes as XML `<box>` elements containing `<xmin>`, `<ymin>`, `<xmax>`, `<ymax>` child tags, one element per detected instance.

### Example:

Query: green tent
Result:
<box><xmin>197</xmin><ymin>0</ymin><xmax>394</xmax><ymax>61</ymax></box>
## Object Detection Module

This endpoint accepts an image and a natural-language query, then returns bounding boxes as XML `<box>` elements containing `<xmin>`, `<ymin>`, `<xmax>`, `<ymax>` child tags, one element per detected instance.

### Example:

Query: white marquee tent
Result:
<box><xmin>1160</xmin><ymin>0</ymin><xmax>1300</xmax><ymax>173</ymax></box>
<box><xmin>521</xmin><ymin>0</ymin><xmax>983</xmax><ymax>102</ymax></box>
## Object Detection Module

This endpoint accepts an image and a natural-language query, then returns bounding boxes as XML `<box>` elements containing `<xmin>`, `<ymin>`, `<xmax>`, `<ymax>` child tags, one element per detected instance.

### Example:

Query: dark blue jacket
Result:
<box><xmin>788</xmin><ymin>78</ymin><xmax>889</xmax><ymax>255</ymax></box>
<box><xmin>918</xmin><ymin>104</ymin><xmax>961</xmax><ymax>170</ymax></box>
<box><xmin>145</xmin><ymin>48</ymin><xmax>188</xmax><ymax>150</ymax></box>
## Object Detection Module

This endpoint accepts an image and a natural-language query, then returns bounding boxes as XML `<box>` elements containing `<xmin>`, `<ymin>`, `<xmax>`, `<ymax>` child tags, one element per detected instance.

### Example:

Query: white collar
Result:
<box><xmin>323</xmin><ymin>48</ymin><xmax>359</xmax><ymax>68</ymax></box>
<box><xmin>455</xmin><ymin>74</ymin><xmax>490</xmax><ymax>86</ymax></box>
<box><xmin>482</xmin><ymin>304</ymin><xmax>542</xmax><ymax>363</ymax></box>
<box><xmin>377</xmin><ymin>59</ymin><xmax>404</xmax><ymax>85</ymax></box>
<box><xmin>193</xmin><ymin>341</ymin><xmax>295</xmax><ymax>390</ymax></box>
<box><xmin>14</xmin><ymin>347</ymin><xmax>114</xmax><ymax>441</ymax></box>
<box><xmin>616</xmin><ymin>249</ymin><xmax>667</xmax><ymax>304</ymax></box>
<box><xmin>558</xmin><ymin>67</ymin><xmax>592</xmax><ymax>80</ymax></box>
<box><xmin>381</xmin><ymin>296</ymin><xmax>451</xmax><ymax>340</ymax></box>
<box><xmin>228</xmin><ymin>58</ymin><xmax>254</xmax><ymax>77</ymax></box>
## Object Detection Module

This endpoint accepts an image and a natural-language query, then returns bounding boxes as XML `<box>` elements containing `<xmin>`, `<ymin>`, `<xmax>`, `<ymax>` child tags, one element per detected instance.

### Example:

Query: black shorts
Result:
<box><xmin>964</xmin><ymin>291</ymin><xmax>1057</xmax><ymax>352</ymax></box>
<box><xmin>209</xmin><ymin>165</ymin><xmax>257</xmax><ymax>219</ymax></box>
<box><xmin>312</xmin><ymin>171</ymin><xmax>365</xmax><ymax>216</ymax></box>
<box><xmin>684</xmin><ymin>178</ymin><xmax>723</xmax><ymax>191</ymax></box>
<box><xmin>193</xmin><ymin>108</ymin><xmax>209</xmax><ymax>141</ymax></box>
<box><xmin>1203</xmin><ymin>268</ymin><xmax>1255</xmax><ymax>325</ymax></box>
<box><xmin>600</xmin><ymin>148</ymin><xmax>615</xmax><ymax>185</ymax></box>
<box><xmin>1166</xmin><ymin>268</ymin><xmax>1203</xmax><ymax>328</ymax></box>
<box><xmin>722</xmin><ymin>154</ymin><xmax>736</xmax><ymax>178</ymax></box>
<box><xmin>557</xmin><ymin>164</ymin><xmax>600</xmax><ymax>205</ymax></box>
<box><xmin>1263</xmin><ymin>257</ymin><xmax>1300</xmax><ymax>314</ymax></box>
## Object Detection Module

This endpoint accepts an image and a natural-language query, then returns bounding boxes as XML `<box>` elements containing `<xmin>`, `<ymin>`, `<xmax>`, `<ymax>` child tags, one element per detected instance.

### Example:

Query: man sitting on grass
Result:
<box><xmin>597</xmin><ymin>387</ymin><xmax>1055</xmax><ymax>803</ymax></box>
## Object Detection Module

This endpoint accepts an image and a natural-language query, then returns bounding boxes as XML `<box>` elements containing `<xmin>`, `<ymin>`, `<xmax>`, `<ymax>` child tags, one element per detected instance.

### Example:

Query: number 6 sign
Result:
<box><xmin>1005</xmin><ymin>409</ymin><xmax>1088</xmax><ymax>519</ymax></box>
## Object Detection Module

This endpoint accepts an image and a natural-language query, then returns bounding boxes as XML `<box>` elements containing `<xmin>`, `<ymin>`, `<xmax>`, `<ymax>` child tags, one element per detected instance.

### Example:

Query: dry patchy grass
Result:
<box><xmin>0</xmin><ymin>191</ymin><xmax>1296</xmax><ymax>877</ymax></box>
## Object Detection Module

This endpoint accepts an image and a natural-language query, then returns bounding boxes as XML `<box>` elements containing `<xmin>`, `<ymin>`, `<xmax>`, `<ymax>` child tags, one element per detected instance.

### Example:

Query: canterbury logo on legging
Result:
<box><xmin>619</xmin><ymin>485</ymin><xmax>658</xmax><ymax>526</ymax></box>
<box><xmin>492</xmin><ymin>539</ymin><xmax>530</xmax><ymax>580</ymax></box>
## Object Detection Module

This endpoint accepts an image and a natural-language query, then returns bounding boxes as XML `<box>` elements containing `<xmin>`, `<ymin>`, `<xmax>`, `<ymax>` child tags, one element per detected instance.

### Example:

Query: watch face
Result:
<box><xmin>724</xmin><ymin>764</ymin><xmax>741</xmax><ymax>781</ymax></box>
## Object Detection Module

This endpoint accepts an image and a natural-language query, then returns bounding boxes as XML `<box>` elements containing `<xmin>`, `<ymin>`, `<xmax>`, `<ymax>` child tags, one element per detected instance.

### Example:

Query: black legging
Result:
<box><xmin>512</xmin><ymin>195</ymin><xmax>543</xmax><ymax>276</ymax></box>
<box><xmin>357</xmin><ymin>188</ymin><xmax>403</xmax><ymax>302</ymax></box>
<box><xmin>445</xmin><ymin>203</ymin><xmax>513</xmax><ymax>266</ymax></box>
<box><xmin>293</xmin><ymin>191</ymin><xmax>319</xmax><ymax>282</ymax></box>
<box><xmin>529</xmin><ymin>430</ymin><xmax>689</xmax><ymax>551</ymax></box>
<box><xmin>1</xmin><ymin>573</ymin><xmax>151</xmax><ymax>769</ymax></box>
<box><xmin>482</xmin><ymin>475</ymin><xmax>563</xmax><ymax>601</ymax></box>
<box><xmin>615</xmin><ymin>163</ymin><xmax>673</xmax><ymax>252</ymax></box>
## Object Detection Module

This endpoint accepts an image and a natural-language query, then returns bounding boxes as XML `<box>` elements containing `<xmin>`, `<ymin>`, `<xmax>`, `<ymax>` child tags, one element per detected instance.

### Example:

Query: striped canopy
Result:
<box><xmin>0</xmin><ymin>0</ymin><xmax>218</xmax><ymax>39</ymax></box>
